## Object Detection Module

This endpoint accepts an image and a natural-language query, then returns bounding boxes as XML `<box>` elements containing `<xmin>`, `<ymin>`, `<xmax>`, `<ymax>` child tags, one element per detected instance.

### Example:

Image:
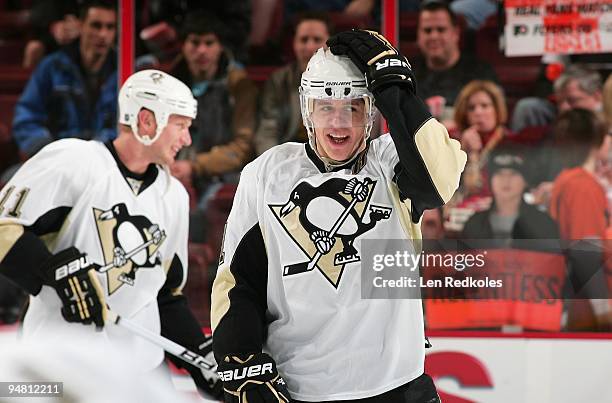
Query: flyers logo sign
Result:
<box><xmin>93</xmin><ymin>203</ymin><xmax>166</xmax><ymax>294</ymax></box>
<box><xmin>269</xmin><ymin>177</ymin><xmax>391</xmax><ymax>288</ymax></box>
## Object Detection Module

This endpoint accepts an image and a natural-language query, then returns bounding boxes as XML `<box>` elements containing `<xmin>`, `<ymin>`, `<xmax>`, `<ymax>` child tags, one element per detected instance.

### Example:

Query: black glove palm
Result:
<box><xmin>42</xmin><ymin>247</ymin><xmax>106</xmax><ymax>329</ymax></box>
<box><xmin>218</xmin><ymin>352</ymin><xmax>291</xmax><ymax>403</ymax></box>
<box><xmin>327</xmin><ymin>29</ymin><xmax>416</xmax><ymax>94</ymax></box>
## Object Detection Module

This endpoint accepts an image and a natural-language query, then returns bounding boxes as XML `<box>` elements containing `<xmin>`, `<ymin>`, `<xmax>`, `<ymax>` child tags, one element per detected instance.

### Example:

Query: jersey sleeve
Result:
<box><xmin>210</xmin><ymin>161</ymin><xmax>269</xmax><ymax>362</ymax></box>
<box><xmin>0</xmin><ymin>140</ymin><xmax>90</xmax><ymax>294</ymax></box>
<box><xmin>157</xmin><ymin>181</ymin><xmax>207</xmax><ymax>354</ymax></box>
<box><xmin>373</xmin><ymin>86</ymin><xmax>466</xmax><ymax>222</ymax></box>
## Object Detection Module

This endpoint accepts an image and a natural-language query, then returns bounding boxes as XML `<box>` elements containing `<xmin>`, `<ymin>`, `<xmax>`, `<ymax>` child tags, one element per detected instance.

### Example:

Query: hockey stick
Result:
<box><xmin>283</xmin><ymin>178</ymin><xmax>371</xmax><ymax>276</ymax></box>
<box><xmin>98</xmin><ymin>231</ymin><xmax>165</xmax><ymax>273</ymax></box>
<box><xmin>107</xmin><ymin>310</ymin><xmax>216</xmax><ymax>372</ymax></box>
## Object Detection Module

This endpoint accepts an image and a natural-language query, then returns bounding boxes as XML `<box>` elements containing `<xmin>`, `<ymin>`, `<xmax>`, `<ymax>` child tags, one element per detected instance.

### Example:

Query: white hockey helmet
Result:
<box><xmin>118</xmin><ymin>69</ymin><xmax>197</xmax><ymax>145</ymax></box>
<box><xmin>300</xmin><ymin>48</ymin><xmax>376</xmax><ymax>153</ymax></box>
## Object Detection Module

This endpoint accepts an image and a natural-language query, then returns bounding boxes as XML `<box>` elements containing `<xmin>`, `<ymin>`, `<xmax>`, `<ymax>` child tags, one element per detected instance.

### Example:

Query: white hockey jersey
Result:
<box><xmin>212</xmin><ymin>114</ymin><xmax>465</xmax><ymax>400</ymax></box>
<box><xmin>0</xmin><ymin>139</ymin><xmax>189</xmax><ymax>371</ymax></box>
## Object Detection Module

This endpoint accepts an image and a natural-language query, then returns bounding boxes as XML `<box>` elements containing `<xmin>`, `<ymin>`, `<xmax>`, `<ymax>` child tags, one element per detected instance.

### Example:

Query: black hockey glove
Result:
<box><xmin>327</xmin><ymin>29</ymin><xmax>416</xmax><ymax>94</ymax></box>
<box><xmin>186</xmin><ymin>336</ymin><xmax>223</xmax><ymax>399</ymax></box>
<box><xmin>41</xmin><ymin>247</ymin><xmax>107</xmax><ymax>329</ymax></box>
<box><xmin>217</xmin><ymin>352</ymin><xmax>292</xmax><ymax>403</ymax></box>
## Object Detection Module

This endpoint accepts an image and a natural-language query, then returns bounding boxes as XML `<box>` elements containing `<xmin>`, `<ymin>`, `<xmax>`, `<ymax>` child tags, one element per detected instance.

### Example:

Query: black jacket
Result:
<box><xmin>462</xmin><ymin>201</ymin><xmax>559</xmax><ymax>241</ymax></box>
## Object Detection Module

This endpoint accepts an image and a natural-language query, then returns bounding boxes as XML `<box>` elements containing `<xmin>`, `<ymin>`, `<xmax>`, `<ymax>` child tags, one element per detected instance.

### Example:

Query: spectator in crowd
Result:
<box><xmin>168</xmin><ymin>11</ymin><xmax>258</xmax><ymax>239</ymax></box>
<box><xmin>421</xmin><ymin>208</ymin><xmax>446</xmax><ymax>240</ymax></box>
<box><xmin>136</xmin><ymin>0</ymin><xmax>251</xmax><ymax>64</ymax></box>
<box><xmin>604</xmin><ymin>73</ymin><xmax>612</xmax><ymax>127</ymax></box>
<box><xmin>451</xmin><ymin>80</ymin><xmax>511</xmax><ymax>202</ymax></box>
<box><xmin>23</xmin><ymin>0</ymin><xmax>82</xmax><ymax>68</ymax></box>
<box><xmin>450</xmin><ymin>0</ymin><xmax>497</xmax><ymax>30</ymax></box>
<box><xmin>549</xmin><ymin>109</ymin><xmax>610</xmax><ymax>331</ymax></box>
<box><xmin>12</xmin><ymin>0</ymin><xmax>117</xmax><ymax>159</ymax></box>
<box><xmin>511</xmin><ymin>64</ymin><xmax>604</xmax><ymax>134</ymax></box>
<box><xmin>527</xmin><ymin>66</ymin><xmax>605</xmax><ymax>204</ymax></box>
<box><xmin>413</xmin><ymin>0</ymin><xmax>497</xmax><ymax>119</ymax></box>
<box><xmin>286</xmin><ymin>0</ymin><xmax>377</xmax><ymax>20</ymax></box>
<box><xmin>462</xmin><ymin>147</ymin><xmax>559</xmax><ymax>241</ymax></box>
<box><xmin>255</xmin><ymin>12</ymin><xmax>331</xmax><ymax>156</ymax></box>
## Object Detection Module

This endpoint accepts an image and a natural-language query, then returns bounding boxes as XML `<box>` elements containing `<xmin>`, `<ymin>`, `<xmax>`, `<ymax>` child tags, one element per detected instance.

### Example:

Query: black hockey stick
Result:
<box><xmin>283</xmin><ymin>178</ymin><xmax>371</xmax><ymax>276</ymax></box>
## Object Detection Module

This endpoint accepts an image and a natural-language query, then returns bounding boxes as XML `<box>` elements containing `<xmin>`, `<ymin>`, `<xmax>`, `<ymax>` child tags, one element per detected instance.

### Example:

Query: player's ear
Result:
<box><xmin>136</xmin><ymin>108</ymin><xmax>156</xmax><ymax>137</ymax></box>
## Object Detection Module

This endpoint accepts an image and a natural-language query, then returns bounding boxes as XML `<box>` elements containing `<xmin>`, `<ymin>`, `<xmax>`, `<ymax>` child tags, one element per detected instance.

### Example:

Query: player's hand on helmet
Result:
<box><xmin>310</xmin><ymin>230</ymin><xmax>335</xmax><ymax>254</ymax></box>
<box><xmin>185</xmin><ymin>336</ymin><xmax>223</xmax><ymax>399</ymax></box>
<box><xmin>41</xmin><ymin>247</ymin><xmax>107</xmax><ymax>329</ymax></box>
<box><xmin>327</xmin><ymin>29</ymin><xmax>416</xmax><ymax>94</ymax></box>
<box><xmin>218</xmin><ymin>352</ymin><xmax>292</xmax><ymax>403</ymax></box>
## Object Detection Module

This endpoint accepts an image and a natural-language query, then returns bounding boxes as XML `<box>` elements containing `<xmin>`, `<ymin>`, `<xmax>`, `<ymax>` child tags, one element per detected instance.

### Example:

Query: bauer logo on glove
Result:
<box><xmin>327</xmin><ymin>29</ymin><xmax>416</xmax><ymax>94</ymax></box>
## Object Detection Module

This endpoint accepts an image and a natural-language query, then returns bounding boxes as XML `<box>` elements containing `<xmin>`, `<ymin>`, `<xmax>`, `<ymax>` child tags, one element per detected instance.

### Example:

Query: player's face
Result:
<box><xmin>491</xmin><ymin>168</ymin><xmax>526</xmax><ymax>202</ymax></box>
<box><xmin>556</xmin><ymin>79</ymin><xmax>602</xmax><ymax>112</ymax></box>
<box><xmin>294</xmin><ymin>20</ymin><xmax>329</xmax><ymax>71</ymax></box>
<box><xmin>417</xmin><ymin>10</ymin><xmax>459</xmax><ymax>66</ymax></box>
<box><xmin>312</xmin><ymin>98</ymin><xmax>367</xmax><ymax>162</ymax></box>
<box><xmin>151</xmin><ymin>114</ymin><xmax>192</xmax><ymax>165</ymax></box>
<box><xmin>183</xmin><ymin>33</ymin><xmax>223</xmax><ymax>80</ymax></box>
<box><xmin>466</xmin><ymin>91</ymin><xmax>497</xmax><ymax>134</ymax></box>
<box><xmin>80</xmin><ymin>7</ymin><xmax>117</xmax><ymax>58</ymax></box>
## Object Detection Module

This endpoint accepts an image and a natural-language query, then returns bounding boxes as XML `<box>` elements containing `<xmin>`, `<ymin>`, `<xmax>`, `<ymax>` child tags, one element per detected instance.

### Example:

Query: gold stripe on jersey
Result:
<box><xmin>414</xmin><ymin>119</ymin><xmax>466</xmax><ymax>204</ymax></box>
<box><xmin>0</xmin><ymin>222</ymin><xmax>24</xmax><ymax>262</ymax></box>
<box><xmin>211</xmin><ymin>265</ymin><xmax>236</xmax><ymax>331</ymax></box>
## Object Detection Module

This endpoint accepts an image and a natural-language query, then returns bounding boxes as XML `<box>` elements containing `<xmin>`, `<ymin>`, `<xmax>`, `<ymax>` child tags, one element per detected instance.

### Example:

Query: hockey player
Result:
<box><xmin>0</xmin><ymin>70</ymin><xmax>221</xmax><ymax>398</ymax></box>
<box><xmin>211</xmin><ymin>30</ymin><xmax>466</xmax><ymax>402</ymax></box>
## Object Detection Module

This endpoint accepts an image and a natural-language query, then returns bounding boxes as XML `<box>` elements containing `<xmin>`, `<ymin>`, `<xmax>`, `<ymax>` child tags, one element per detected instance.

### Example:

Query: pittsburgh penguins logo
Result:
<box><xmin>270</xmin><ymin>177</ymin><xmax>391</xmax><ymax>288</ymax></box>
<box><xmin>93</xmin><ymin>203</ymin><xmax>166</xmax><ymax>294</ymax></box>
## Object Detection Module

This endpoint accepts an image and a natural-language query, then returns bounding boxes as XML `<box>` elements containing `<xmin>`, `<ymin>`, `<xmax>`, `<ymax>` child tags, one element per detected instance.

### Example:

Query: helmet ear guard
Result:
<box><xmin>299</xmin><ymin>48</ymin><xmax>376</xmax><ymax>159</ymax></box>
<box><xmin>118</xmin><ymin>70</ymin><xmax>197</xmax><ymax>146</ymax></box>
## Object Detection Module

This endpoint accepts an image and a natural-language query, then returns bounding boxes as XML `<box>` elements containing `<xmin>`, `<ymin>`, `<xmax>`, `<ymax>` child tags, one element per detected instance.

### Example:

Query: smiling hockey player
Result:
<box><xmin>0</xmin><ymin>69</ymin><xmax>221</xmax><ymax>398</ymax></box>
<box><xmin>211</xmin><ymin>30</ymin><xmax>466</xmax><ymax>402</ymax></box>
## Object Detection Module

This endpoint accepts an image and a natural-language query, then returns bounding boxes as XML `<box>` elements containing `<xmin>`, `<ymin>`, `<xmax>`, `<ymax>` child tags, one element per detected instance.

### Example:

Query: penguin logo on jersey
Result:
<box><xmin>93</xmin><ymin>203</ymin><xmax>166</xmax><ymax>294</ymax></box>
<box><xmin>270</xmin><ymin>177</ymin><xmax>391</xmax><ymax>288</ymax></box>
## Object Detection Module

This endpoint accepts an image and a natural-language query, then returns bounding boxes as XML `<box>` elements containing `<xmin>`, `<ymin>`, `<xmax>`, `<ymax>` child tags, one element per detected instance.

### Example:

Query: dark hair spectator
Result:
<box><xmin>255</xmin><ymin>11</ymin><xmax>332</xmax><ymax>155</ymax></box>
<box><xmin>12</xmin><ymin>0</ymin><xmax>118</xmax><ymax>158</ymax></box>
<box><xmin>412</xmin><ymin>0</ymin><xmax>498</xmax><ymax>122</ymax></box>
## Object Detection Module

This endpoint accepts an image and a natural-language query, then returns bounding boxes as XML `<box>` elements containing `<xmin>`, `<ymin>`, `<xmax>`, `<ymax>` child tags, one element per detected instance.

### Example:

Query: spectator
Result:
<box><xmin>255</xmin><ymin>12</ymin><xmax>331</xmax><ymax>156</ymax></box>
<box><xmin>12</xmin><ymin>0</ymin><xmax>118</xmax><ymax>159</ymax></box>
<box><xmin>511</xmin><ymin>58</ymin><xmax>609</xmax><ymax>133</ymax></box>
<box><xmin>137</xmin><ymin>0</ymin><xmax>251</xmax><ymax>64</ymax></box>
<box><xmin>168</xmin><ymin>11</ymin><xmax>258</xmax><ymax>238</ymax></box>
<box><xmin>549</xmin><ymin>109</ymin><xmax>610</xmax><ymax>330</ymax></box>
<box><xmin>422</xmin><ymin>207</ymin><xmax>446</xmax><ymax>240</ymax></box>
<box><xmin>23</xmin><ymin>0</ymin><xmax>82</xmax><ymax>68</ymax></box>
<box><xmin>450</xmin><ymin>0</ymin><xmax>497</xmax><ymax>30</ymax></box>
<box><xmin>413</xmin><ymin>0</ymin><xmax>497</xmax><ymax>119</ymax></box>
<box><xmin>462</xmin><ymin>147</ymin><xmax>559</xmax><ymax>241</ymax></box>
<box><xmin>604</xmin><ymin>73</ymin><xmax>612</xmax><ymax>127</ymax></box>
<box><xmin>528</xmin><ymin>66</ymin><xmax>605</xmax><ymax>204</ymax></box>
<box><xmin>452</xmin><ymin>80</ymin><xmax>511</xmax><ymax>201</ymax></box>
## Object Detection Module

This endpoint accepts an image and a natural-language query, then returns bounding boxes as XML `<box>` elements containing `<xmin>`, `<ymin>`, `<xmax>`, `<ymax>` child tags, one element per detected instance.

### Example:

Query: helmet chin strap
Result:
<box><xmin>311</xmin><ymin>134</ymin><xmax>367</xmax><ymax>172</ymax></box>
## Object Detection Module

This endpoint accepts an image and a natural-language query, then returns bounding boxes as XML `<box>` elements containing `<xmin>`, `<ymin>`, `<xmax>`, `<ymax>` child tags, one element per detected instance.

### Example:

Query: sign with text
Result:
<box><xmin>504</xmin><ymin>0</ymin><xmax>612</xmax><ymax>56</ymax></box>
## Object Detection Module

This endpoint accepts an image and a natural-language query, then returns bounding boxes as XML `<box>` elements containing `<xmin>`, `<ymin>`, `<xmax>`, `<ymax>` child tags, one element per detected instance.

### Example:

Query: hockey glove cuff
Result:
<box><xmin>327</xmin><ymin>29</ymin><xmax>416</xmax><ymax>94</ymax></box>
<box><xmin>218</xmin><ymin>352</ymin><xmax>292</xmax><ymax>403</ymax></box>
<box><xmin>41</xmin><ymin>247</ymin><xmax>107</xmax><ymax>329</ymax></box>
